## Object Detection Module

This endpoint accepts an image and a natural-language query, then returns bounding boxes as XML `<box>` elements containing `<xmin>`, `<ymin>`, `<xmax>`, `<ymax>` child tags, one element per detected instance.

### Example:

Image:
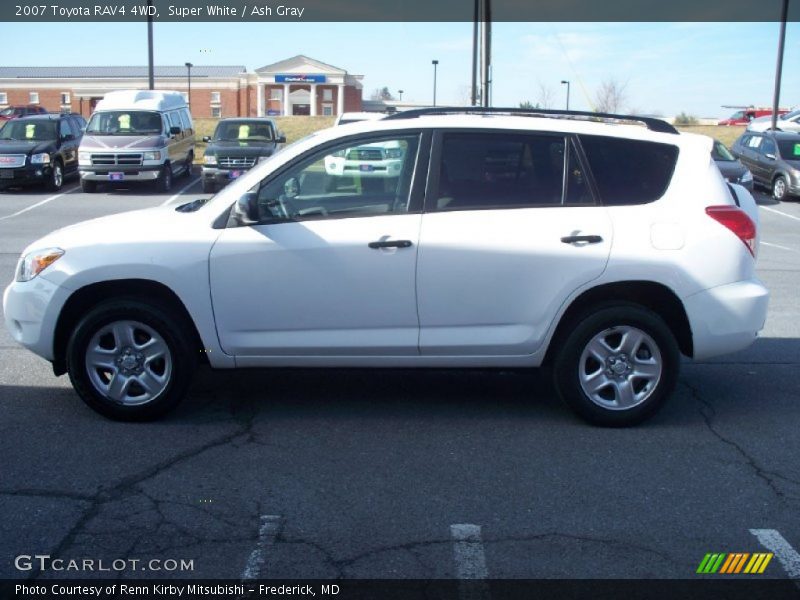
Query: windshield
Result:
<box><xmin>0</xmin><ymin>119</ymin><xmax>57</xmax><ymax>141</ymax></box>
<box><xmin>712</xmin><ymin>140</ymin><xmax>735</xmax><ymax>161</ymax></box>
<box><xmin>86</xmin><ymin>111</ymin><xmax>163</xmax><ymax>135</ymax></box>
<box><xmin>778</xmin><ymin>140</ymin><xmax>800</xmax><ymax>160</ymax></box>
<box><xmin>780</xmin><ymin>109</ymin><xmax>800</xmax><ymax>121</ymax></box>
<box><xmin>213</xmin><ymin>121</ymin><xmax>274</xmax><ymax>141</ymax></box>
<box><xmin>729</xmin><ymin>111</ymin><xmax>745</xmax><ymax>120</ymax></box>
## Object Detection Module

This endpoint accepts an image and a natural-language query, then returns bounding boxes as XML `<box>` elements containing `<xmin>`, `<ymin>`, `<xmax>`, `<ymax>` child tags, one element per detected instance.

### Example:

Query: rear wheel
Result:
<box><xmin>46</xmin><ymin>160</ymin><xmax>63</xmax><ymax>191</ymax></box>
<box><xmin>66</xmin><ymin>299</ymin><xmax>196</xmax><ymax>421</ymax></box>
<box><xmin>553</xmin><ymin>304</ymin><xmax>680</xmax><ymax>427</ymax></box>
<box><xmin>773</xmin><ymin>175</ymin><xmax>787</xmax><ymax>201</ymax></box>
<box><xmin>81</xmin><ymin>179</ymin><xmax>97</xmax><ymax>193</ymax></box>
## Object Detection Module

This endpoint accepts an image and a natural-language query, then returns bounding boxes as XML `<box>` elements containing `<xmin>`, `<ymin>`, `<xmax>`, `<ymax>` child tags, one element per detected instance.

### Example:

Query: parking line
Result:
<box><xmin>0</xmin><ymin>185</ymin><xmax>79</xmax><ymax>222</ymax></box>
<box><xmin>761</xmin><ymin>241</ymin><xmax>799</xmax><ymax>253</ymax></box>
<box><xmin>451</xmin><ymin>524</ymin><xmax>490</xmax><ymax>600</ymax></box>
<box><xmin>160</xmin><ymin>176</ymin><xmax>201</xmax><ymax>207</ymax></box>
<box><xmin>241</xmin><ymin>515</ymin><xmax>281</xmax><ymax>580</ymax></box>
<box><xmin>760</xmin><ymin>206</ymin><xmax>800</xmax><ymax>223</ymax></box>
<box><xmin>750</xmin><ymin>529</ymin><xmax>800</xmax><ymax>584</ymax></box>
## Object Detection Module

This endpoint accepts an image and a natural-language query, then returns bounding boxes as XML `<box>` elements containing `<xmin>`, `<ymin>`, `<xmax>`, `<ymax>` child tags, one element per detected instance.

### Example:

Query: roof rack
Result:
<box><xmin>383</xmin><ymin>106</ymin><xmax>679</xmax><ymax>135</ymax></box>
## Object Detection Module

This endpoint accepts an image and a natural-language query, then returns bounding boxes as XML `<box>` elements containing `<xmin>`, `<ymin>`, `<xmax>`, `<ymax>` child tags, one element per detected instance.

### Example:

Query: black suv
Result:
<box><xmin>731</xmin><ymin>130</ymin><xmax>800</xmax><ymax>200</ymax></box>
<box><xmin>201</xmin><ymin>118</ymin><xmax>285</xmax><ymax>193</ymax></box>
<box><xmin>0</xmin><ymin>114</ymin><xmax>85</xmax><ymax>191</ymax></box>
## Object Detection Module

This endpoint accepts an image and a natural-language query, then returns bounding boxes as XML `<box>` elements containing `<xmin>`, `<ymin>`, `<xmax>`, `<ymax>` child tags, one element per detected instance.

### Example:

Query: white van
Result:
<box><xmin>78</xmin><ymin>90</ymin><xmax>195</xmax><ymax>193</ymax></box>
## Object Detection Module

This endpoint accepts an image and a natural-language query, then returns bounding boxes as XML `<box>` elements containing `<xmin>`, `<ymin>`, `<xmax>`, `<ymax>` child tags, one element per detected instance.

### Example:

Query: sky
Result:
<box><xmin>0</xmin><ymin>21</ymin><xmax>797</xmax><ymax>118</ymax></box>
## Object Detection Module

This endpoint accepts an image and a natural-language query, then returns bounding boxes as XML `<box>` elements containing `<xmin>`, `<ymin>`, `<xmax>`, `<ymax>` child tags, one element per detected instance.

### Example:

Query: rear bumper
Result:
<box><xmin>684</xmin><ymin>279</ymin><xmax>769</xmax><ymax>360</ymax></box>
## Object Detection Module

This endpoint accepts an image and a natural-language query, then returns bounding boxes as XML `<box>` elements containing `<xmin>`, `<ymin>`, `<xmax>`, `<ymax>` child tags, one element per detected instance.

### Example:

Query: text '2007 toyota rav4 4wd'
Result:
<box><xmin>3</xmin><ymin>108</ymin><xmax>769</xmax><ymax>426</ymax></box>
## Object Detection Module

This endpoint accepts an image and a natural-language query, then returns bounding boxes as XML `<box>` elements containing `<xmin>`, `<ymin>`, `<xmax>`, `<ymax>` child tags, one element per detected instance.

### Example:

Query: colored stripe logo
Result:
<box><xmin>697</xmin><ymin>553</ymin><xmax>773</xmax><ymax>574</ymax></box>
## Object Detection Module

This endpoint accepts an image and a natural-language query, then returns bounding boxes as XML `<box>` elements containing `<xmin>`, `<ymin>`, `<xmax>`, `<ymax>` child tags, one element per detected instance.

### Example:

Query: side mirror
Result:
<box><xmin>276</xmin><ymin>135</ymin><xmax>287</xmax><ymax>144</ymax></box>
<box><xmin>284</xmin><ymin>177</ymin><xmax>299</xmax><ymax>199</ymax></box>
<box><xmin>169</xmin><ymin>126</ymin><xmax>181</xmax><ymax>136</ymax></box>
<box><xmin>202</xmin><ymin>136</ymin><xmax>212</xmax><ymax>143</ymax></box>
<box><xmin>233</xmin><ymin>191</ymin><xmax>260</xmax><ymax>224</ymax></box>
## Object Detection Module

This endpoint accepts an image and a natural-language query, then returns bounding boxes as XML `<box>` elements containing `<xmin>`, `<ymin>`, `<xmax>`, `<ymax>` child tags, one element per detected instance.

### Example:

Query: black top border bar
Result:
<box><xmin>2</xmin><ymin>0</ymin><xmax>799</xmax><ymax>22</ymax></box>
<box><xmin>384</xmin><ymin>107</ymin><xmax>680</xmax><ymax>135</ymax></box>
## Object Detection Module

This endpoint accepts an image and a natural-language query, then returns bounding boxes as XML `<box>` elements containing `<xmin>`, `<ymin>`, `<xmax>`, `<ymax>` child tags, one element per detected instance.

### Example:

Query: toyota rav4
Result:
<box><xmin>3</xmin><ymin>108</ymin><xmax>769</xmax><ymax>426</ymax></box>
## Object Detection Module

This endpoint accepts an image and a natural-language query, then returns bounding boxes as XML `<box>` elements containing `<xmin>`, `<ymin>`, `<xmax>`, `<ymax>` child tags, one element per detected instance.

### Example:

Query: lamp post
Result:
<box><xmin>561</xmin><ymin>80</ymin><xmax>570</xmax><ymax>110</ymax></box>
<box><xmin>185</xmin><ymin>62</ymin><xmax>193</xmax><ymax>107</ymax></box>
<box><xmin>432</xmin><ymin>60</ymin><xmax>439</xmax><ymax>107</ymax></box>
<box><xmin>146</xmin><ymin>0</ymin><xmax>154</xmax><ymax>89</ymax></box>
<box><xmin>398</xmin><ymin>89</ymin><xmax>404</xmax><ymax>101</ymax></box>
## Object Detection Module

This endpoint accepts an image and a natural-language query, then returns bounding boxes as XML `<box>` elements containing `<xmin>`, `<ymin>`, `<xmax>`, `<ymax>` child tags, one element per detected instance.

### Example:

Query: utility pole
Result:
<box><xmin>479</xmin><ymin>0</ymin><xmax>491</xmax><ymax>107</ymax></box>
<box><xmin>471</xmin><ymin>0</ymin><xmax>479</xmax><ymax>106</ymax></box>
<box><xmin>185</xmin><ymin>62</ymin><xmax>193</xmax><ymax>106</ymax></box>
<box><xmin>147</xmin><ymin>0</ymin><xmax>154</xmax><ymax>89</ymax></box>
<box><xmin>432</xmin><ymin>60</ymin><xmax>439</xmax><ymax>106</ymax></box>
<box><xmin>771</xmin><ymin>0</ymin><xmax>789</xmax><ymax>131</ymax></box>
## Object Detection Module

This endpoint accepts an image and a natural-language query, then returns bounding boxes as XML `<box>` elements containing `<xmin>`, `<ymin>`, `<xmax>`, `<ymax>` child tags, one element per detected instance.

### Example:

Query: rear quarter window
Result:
<box><xmin>579</xmin><ymin>135</ymin><xmax>679</xmax><ymax>205</ymax></box>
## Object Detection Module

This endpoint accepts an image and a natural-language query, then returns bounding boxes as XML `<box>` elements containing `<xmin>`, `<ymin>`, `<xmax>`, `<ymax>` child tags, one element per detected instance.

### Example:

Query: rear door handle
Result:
<box><xmin>560</xmin><ymin>235</ymin><xmax>603</xmax><ymax>244</ymax></box>
<box><xmin>368</xmin><ymin>239</ymin><xmax>413</xmax><ymax>249</ymax></box>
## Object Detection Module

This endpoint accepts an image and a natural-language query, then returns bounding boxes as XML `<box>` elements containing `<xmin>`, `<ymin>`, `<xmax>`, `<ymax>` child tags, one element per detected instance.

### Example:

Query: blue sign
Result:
<box><xmin>275</xmin><ymin>74</ymin><xmax>327</xmax><ymax>84</ymax></box>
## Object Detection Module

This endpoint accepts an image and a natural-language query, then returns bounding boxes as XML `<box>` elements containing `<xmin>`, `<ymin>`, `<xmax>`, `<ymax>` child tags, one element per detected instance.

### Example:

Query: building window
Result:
<box><xmin>269</xmin><ymin>88</ymin><xmax>282</xmax><ymax>100</ymax></box>
<box><xmin>0</xmin><ymin>92</ymin><xmax>7</xmax><ymax>104</ymax></box>
<box><xmin>322</xmin><ymin>88</ymin><xmax>333</xmax><ymax>102</ymax></box>
<box><xmin>322</xmin><ymin>104</ymin><xmax>333</xmax><ymax>116</ymax></box>
<box><xmin>61</xmin><ymin>92</ymin><xmax>71</xmax><ymax>105</ymax></box>
<box><xmin>211</xmin><ymin>106</ymin><xmax>221</xmax><ymax>118</ymax></box>
<box><xmin>29</xmin><ymin>92</ymin><xmax>39</xmax><ymax>104</ymax></box>
<box><xmin>210</xmin><ymin>91</ymin><xmax>221</xmax><ymax>104</ymax></box>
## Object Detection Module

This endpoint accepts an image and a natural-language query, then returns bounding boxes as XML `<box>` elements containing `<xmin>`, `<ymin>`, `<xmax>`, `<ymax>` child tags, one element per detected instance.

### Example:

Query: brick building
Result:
<box><xmin>0</xmin><ymin>56</ymin><xmax>363</xmax><ymax>120</ymax></box>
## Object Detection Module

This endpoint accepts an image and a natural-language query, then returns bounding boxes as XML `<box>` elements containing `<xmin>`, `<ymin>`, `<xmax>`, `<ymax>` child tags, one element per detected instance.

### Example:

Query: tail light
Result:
<box><xmin>706</xmin><ymin>205</ymin><xmax>756</xmax><ymax>256</ymax></box>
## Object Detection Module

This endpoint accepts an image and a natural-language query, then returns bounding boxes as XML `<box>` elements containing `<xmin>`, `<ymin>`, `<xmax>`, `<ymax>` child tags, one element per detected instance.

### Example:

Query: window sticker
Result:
<box><xmin>238</xmin><ymin>125</ymin><xmax>250</xmax><ymax>139</ymax></box>
<box><xmin>794</xmin><ymin>143</ymin><xmax>800</xmax><ymax>157</ymax></box>
<box><xmin>118</xmin><ymin>114</ymin><xmax>131</xmax><ymax>129</ymax></box>
<box><xmin>25</xmin><ymin>124</ymin><xmax>35</xmax><ymax>139</ymax></box>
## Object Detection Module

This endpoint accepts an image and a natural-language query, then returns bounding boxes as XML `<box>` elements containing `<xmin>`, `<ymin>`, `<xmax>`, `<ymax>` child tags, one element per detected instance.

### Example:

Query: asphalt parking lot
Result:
<box><xmin>1</xmin><ymin>172</ymin><xmax>799</xmax><ymax>584</ymax></box>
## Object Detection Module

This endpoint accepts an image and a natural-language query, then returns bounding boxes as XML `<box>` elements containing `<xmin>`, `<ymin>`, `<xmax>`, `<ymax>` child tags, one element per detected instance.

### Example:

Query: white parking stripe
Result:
<box><xmin>750</xmin><ymin>528</ymin><xmax>800</xmax><ymax>583</ymax></box>
<box><xmin>241</xmin><ymin>515</ymin><xmax>281</xmax><ymax>580</ymax></box>
<box><xmin>0</xmin><ymin>185</ymin><xmax>79</xmax><ymax>222</ymax></box>
<box><xmin>760</xmin><ymin>206</ymin><xmax>800</xmax><ymax>223</ymax></box>
<box><xmin>451</xmin><ymin>524</ymin><xmax>490</xmax><ymax>600</ymax></box>
<box><xmin>761</xmin><ymin>241</ymin><xmax>799</xmax><ymax>253</ymax></box>
<box><xmin>160</xmin><ymin>176</ymin><xmax>200</xmax><ymax>206</ymax></box>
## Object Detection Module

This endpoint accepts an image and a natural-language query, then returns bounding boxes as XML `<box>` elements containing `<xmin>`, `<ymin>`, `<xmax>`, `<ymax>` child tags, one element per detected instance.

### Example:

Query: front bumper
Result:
<box><xmin>0</xmin><ymin>165</ymin><xmax>52</xmax><ymax>187</ymax></box>
<box><xmin>79</xmin><ymin>165</ymin><xmax>162</xmax><ymax>182</ymax></box>
<box><xmin>3</xmin><ymin>276</ymin><xmax>71</xmax><ymax>362</ymax></box>
<box><xmin>684</xmin><ymin>278</ymin><xmax>769</xmax><ymax>360</ymax></box>
<box><xmin>202</xmin><ymin>166</ymin><xmax>252</xmax><ymax>186</ymax></box>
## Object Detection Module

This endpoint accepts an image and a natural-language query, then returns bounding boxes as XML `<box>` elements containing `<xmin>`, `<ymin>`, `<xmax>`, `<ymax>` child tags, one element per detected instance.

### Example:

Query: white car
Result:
<box><xmin>746</xmin><ymin>108</ymin><xmax>800</xmax><ymax>133</ymax></box>
<box><xmin>3</xmin><ymin>108</ymin><xmax>769</xmax><ymax>426</ymax></box>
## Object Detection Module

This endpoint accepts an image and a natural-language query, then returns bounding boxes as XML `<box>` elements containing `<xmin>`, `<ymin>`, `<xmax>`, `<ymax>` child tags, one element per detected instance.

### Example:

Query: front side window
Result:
<box><xmin>238</xmin><ymin>134</ymin><xmax>420</xmax><ymax>225</ymax></box>
<box><xmin>777</xmin><ymin>140</ymin><xmax>800</xmax><ymax>159</ymax></box>
<box><xmin>59</xmin><ymin>119</ymin><xmax>71</xmax><ymax>138</ymax></box>
<box><xmin>712</xmin><ymin>140</ymin><xmax>735</xmax><ymax>161</ymax></box>
<box><xmin>579</xmin><ymin>135</ymin><xmax>679</xmax><ymax>205</ymax></box>
<box><xmin>760</xmin><ymin>138</ymin><xmax>776</xmax><ymax>157</ymax></box>
<box><xmin>433</xmin><ymin>132</ymin><xmax>568</xmax><ymax>211</ymax></box>
<box><xmin>85</xmin><ymin>111</ymin><xmax>163</xmax><ymax>135</ymax></box>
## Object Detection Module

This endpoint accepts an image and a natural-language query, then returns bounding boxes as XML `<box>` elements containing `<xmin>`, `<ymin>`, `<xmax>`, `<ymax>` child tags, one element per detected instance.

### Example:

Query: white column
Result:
<box><xmin>283</xmin><ymin>84</ymin><xmax>291</xmax><ymax>116</ymax></box>
<box><xmin>310</xmin><ymin>84</ymin><xmax>317</xmax><ymax>116</ymax></box>
<box><xmin>337</xmin><ymin>84</ymin><xmax>345</xmax><ymax>115</ymax></box>
<box><xmin>256</xmin><ymin>83</ymin><xmax>263</xmax><ymax>117</ymax></box>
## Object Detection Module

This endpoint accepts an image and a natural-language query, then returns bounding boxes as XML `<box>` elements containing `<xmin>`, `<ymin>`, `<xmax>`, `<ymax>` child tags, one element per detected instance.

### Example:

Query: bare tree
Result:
<box><xmin>594</xmin><ymin>79</ymin><xmax>628</xmax><ymax>113</ymax></box>
<box><xmin>370</xmin><ymin>87</ymin><xmax>395</xmax><ymax>101</ymax></box>
<box><xmin>536</xmin><ymin>82</ymin><xmax>556</xmax><ymax>109</ymax></box>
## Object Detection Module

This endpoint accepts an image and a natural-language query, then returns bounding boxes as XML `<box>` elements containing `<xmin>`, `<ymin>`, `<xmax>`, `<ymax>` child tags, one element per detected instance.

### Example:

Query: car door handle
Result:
<box><xmin>560</xmin><ymin>235</ymin><xmax>603</xmax><ymax>244</ymax></box>
<box><xmin>368</xmin><ymin>239</ymin><xmax>413</xmax><ymax>249</ymax></box>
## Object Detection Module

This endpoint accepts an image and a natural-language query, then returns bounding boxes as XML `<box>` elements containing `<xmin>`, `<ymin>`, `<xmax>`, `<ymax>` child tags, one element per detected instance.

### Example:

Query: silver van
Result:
<box><xmin>78</xmin><ymin>90</ymin><xmax>195</xmax><ymax>193</ymax></box>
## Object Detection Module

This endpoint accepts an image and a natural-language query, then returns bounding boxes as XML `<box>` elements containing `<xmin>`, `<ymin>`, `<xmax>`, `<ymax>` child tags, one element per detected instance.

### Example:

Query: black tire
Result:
<box><xmin>201</xmin><ymin>179</ymin><xmax>215</xmax><ymax>194</ymax></box>
<box><xmin>773</xmin><ymin>175</ymin><xmax>788</xmax><ymax>201</ymax></box>
<box><xmin>66</xmin><ymin>299</ymin><xmax>196</xmax><ymax>421</ymax></box>
<box><xmin>81</xmin><ymin>179</ymin><xmax>97</xmax><ymax>193</ymax></box>
<box><xmin>46</xmin><ymin>160</ymin><xmax>64</xmax><ymax>191</ymax></box>
<box><xmin>156</xmin><ymin>164</ymin><xmax>173</xmax><ymax>193</ymax></box>
<box><xmin>184</xmin><ymin>153</ymin><xmax>194</xmax><ymax>178</ymax></box>
<box><xmin>553</xmin><ymin>304</ymin><xmax>680</xmax><ymax>427</ymax></box>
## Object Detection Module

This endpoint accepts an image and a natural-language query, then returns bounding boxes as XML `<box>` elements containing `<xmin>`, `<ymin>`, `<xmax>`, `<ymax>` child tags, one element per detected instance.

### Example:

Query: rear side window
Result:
<box><xmin>580</xmin><ymin>135</ymin><xmax>679</xmax><ymax>205</ymax></box>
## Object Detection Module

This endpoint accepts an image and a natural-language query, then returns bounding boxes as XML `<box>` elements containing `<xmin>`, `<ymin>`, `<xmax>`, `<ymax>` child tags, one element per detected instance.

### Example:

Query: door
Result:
<box><xmin>756</xmin><ymin>136</ymin><xmax>778</xmax><ymax>185</ymax></box>
<box><xmin>416</xmin><ymin>130</ymin><xmax>612</xmax><ymax>356</ymax></box>
<box><xmin>209</xmin><ymin>131</ymin><xmax>428</xmax><ymax>357</ymax></box>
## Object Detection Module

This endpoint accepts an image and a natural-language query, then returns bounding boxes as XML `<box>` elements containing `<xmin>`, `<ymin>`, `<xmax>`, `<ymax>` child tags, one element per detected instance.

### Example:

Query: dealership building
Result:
<box><xmin>0</xmin><ymin>55</ymin><xmax>364</xmax><ymax>119</ymax></box>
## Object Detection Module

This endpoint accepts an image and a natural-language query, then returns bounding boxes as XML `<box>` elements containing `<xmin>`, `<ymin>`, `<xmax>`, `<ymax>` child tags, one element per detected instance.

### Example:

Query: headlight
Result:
<box><xmin>740</xmin><ymin>170</ymin><xmax>753</xmax><ymax>183</ymax></box>
<box><xmin>78</xmin><ymin>152</ymin><xmax>92</xmax><ymax>162</ymax></box>
<box><xmin>204</xmin><ymin>154</ymin><xmax>217</xmax><ymax>165</ymax></box>
<box><xmin>30</xmin><ymin>153</ymin><xmax>51</xmax><ymax>164</ymax></box>
<box><xmin>143</xmin><ymin>150</ymin><xmax>162</xmax><ymax>161</ymax></box>
<box><xmin>15</xmin><ymin>248</ymin><xmax>64</xmax><ymax>282</ymax></box>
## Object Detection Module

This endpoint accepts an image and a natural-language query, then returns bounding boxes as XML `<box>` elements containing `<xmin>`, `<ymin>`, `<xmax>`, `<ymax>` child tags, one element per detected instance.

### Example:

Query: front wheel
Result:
<box><xmin>66</xmin><ymin>299</ymin><xmax>196</xmax><ymax>421</ymax></box>
<box><xmin>157</xmin><ymin>164</ymin><xmax>173</xmax><ymax>193</ymax></box>
<box><xmin>81</xmin><ymin>179</ymin><xmax>97</xmax><ymax>193</ymax></box>
<box><xmin>46</xmin><ymin>160</ymin><xmax>63</xmax><ymax>191</ymax></box>
<box><xmin>773</xmin><ymin>175</ymin><xmax>787</xmax><ymax>201</ymax></box>
<box><xmin>553</xmin><ymin>304</ymin><xmax>680</xmax><ymax>427</ymax></box>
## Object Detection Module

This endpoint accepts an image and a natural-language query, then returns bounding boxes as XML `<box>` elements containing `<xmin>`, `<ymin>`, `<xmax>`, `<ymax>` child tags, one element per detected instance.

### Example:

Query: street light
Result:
<box><xmin>432</xmin><ymin>60</ymin><xmax>439</xmax><ymax>107</ymax></box>
<box><xmin>185</xmin><ymin>62</ymin><xmax>193</xmax><ymax>107</ymax></box>
<box><xmin>398</xmin><ymin>89</ymin><xmax>404</xmax><ymax>101</ymax></box>
<box><xmin>561</xmin><ymin>80</ymin><xmax>570</xmax><ymax>110</ymax></box>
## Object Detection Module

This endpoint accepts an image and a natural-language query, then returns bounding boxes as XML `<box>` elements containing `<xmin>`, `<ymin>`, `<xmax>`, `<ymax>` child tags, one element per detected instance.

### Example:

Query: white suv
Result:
<box><xmin>3</xmin><ymin>108</ymin><xmax>769</xmax><ymax>426</ymax></box>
